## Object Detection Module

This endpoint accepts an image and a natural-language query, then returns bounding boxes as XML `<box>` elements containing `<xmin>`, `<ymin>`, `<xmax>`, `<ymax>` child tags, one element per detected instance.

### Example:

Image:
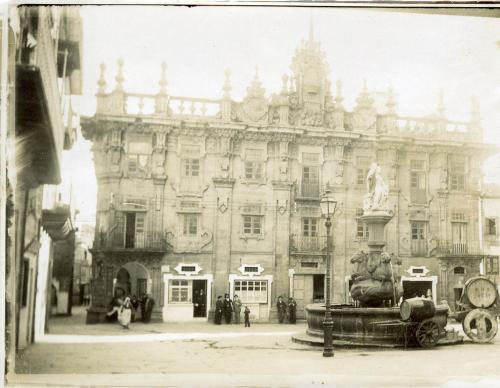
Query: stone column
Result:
<box><xmin>212</xmin><ymin>178</ymin><xmax>235</xmax><ymax>314</ymax></box>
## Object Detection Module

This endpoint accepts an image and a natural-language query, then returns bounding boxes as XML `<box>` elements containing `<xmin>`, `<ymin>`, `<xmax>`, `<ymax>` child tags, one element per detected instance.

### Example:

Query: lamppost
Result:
<box><xmin>320</xmin><ymin>189</ymin><xmax>337</xmax><ymax>357</ymax></box>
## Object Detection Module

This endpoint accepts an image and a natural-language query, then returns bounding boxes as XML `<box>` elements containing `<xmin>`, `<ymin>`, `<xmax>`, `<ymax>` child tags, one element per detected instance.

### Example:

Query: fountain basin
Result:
<box><xmin>292</xmin><ymin>303</ymin><xmax>451</xmax><ymax>348</ymax></box>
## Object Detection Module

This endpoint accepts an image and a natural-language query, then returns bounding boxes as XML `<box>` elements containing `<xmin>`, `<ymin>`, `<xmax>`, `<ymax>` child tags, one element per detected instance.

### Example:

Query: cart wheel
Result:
<box><xmin>462</xmin><ymin>308</ymin><xmax>498</xmax><ymax>343</ymax></box>
<box><xmin>416</xmin><ymin>319</ymin><xmax>440</xmax><ymax>348</ymax></box>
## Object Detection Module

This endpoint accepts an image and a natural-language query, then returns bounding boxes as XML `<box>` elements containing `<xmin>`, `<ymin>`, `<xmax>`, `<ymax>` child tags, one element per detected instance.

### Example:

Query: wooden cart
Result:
<box><xmin>453</xmin><ymin>276</ymin><xmax>500</xmax><ymax>343</ymax></box>
<box><xmin>371</xmin><ymin>317</ymin><xmax>443</xmax><ymax>348</ymax></box>
<box><xmin>371</xmin><ymin>298</ymin><xmax>444</xmax><ymax>348</ymax></box>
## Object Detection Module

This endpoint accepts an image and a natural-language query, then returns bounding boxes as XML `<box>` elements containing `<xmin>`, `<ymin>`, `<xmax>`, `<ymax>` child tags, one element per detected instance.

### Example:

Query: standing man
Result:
<box><xmin>141</xmin><ymin>293</ymin><xmax>155</xmax><ymax>323</ymax></box>
<box><xmin>214</xmin><ymin>296</ymin><xmax>223</xmax><ymax>324</ymax></box>
<box><xmin>223</xmin><ymin>293</ymin><xmax>233</xmax><ymax>324</ymax></box>
<box><xmin>233</xmin><ymin>294</ymin><xmax>242</xmax><ymax>324</ymax></box>
<box><xmin>277</xmin><ymin>296</ymin><xmax>287</xmax><ymax>324</ymax></box>
<box><xmin>288</xmin><ymin>297</ymin><xmax>297</xmax><ymax>324</ymax></box>
<box><xmin>244</xmin><ymin>306</ymin><xmax>251</xmax><ymax>327</ymax></box>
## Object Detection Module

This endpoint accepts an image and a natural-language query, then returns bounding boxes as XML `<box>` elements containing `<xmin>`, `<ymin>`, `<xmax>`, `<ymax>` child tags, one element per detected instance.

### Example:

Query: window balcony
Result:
<box><xmin>290</xmin><ymin>234</ymin><xmax>327</xmax><ymax>254</ymax></box>
<box><xmin>296</xmin><ymin>182</ymin><xmax>320</xmax><ymax>200</ymax></box>
<box><xmin>411</xmin><ymin>240</ymin><xmax>428</xmax><ymax>256</ymax></box>
<box><xmin>435</xmin><ymin>240</ymin><xmax>483</xmax><ymax>256</ymax></box>
<box><xmin>95</xmin><ymin>230</ymin><xmax>170</xmax><ymax>252</ymax></box>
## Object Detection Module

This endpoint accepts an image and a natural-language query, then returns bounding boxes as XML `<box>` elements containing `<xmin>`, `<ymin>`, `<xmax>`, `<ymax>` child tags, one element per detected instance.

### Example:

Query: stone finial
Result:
<box><xmin>386</xmin><ymin>85</ymin><xmax>396</xmax><ymax>114</ymax></box>
<box><xmin>436</xmin><ymin>89</ymin><xmax>445</xmax><ymax>117</ymax></box>
<box><xmin>335</xmin><ymin>79</ymin><xmax>343</xmax><ymax>106</ymax></box>
<box><xmin>245</xmin><ymin>66</ymin><xmax>265</xmax><ymax>100</ymax></box>
<box><xmin>356</xmin><ymin>79</ymin><xmax>373</xmax><ymax>109</ymax></box>
<box><xmin>159</xmin><ymin>62</ymin><xmax>168</xmax><ymax>94</ymax></box>
<box><xmin>223</xmin><ymin>68</ymin><xmax>231</xmax><ymax>99</ymax></box>
<box><xmin>470</xmin><ymin>96</ymin><xmax>480</xmax><ymax>123</ymax></box>
<box><xmin>281</xmin><ymin>74</ymin><xmax>289</xmax><ymax>94</ymax></box>
<box><xmin>115</xmin><ymin>58</ymin><xmax>124</xmax><ymax>92</ymax></box>
<box><xmin>97</xmin><ymin>63</ymin><xmax>106</xmax><ymax>94</ymax></box>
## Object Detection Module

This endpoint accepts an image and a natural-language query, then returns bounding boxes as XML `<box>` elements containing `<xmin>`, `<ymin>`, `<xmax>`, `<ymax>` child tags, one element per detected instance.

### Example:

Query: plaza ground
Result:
<box><xmin>8</xmin><ymin>307</ymin><xmax>500</xmax><ymax>387</ymax></box>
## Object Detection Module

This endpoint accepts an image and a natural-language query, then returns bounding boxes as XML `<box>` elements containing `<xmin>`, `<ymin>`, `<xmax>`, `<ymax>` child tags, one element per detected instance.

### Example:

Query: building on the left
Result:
<box><xmin>1</xmin><ymin>5</ymin><xmax>83</xmax><ymax>374</ymax></box>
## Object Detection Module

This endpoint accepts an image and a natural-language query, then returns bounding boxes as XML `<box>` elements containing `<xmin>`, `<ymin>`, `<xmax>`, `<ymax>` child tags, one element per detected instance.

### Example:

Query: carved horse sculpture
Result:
<box><xmin>349</xmin><ymin>250</ymin><xmax>403</xmax><ymax>307</ymax></box>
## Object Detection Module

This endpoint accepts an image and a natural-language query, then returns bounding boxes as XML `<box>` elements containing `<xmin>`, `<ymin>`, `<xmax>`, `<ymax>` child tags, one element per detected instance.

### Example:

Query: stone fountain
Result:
<box><xmin>292</xmin><ymin>163</ymin><xmax>454</xmax><ymax>347</ymax></box>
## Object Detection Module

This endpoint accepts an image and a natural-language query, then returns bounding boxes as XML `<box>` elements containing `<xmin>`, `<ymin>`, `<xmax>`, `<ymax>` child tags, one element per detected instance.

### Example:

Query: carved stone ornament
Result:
<box><xmin>218</xmin><ymin>197</ymin><xmax>229</xmax><ymax>214</ymax></box>
<box><xmin>352</xmin><ymin>108</ymin><xmax>377</xmax><ymax>131</ymax></box>
<box><xmin>174</xmin><ymin>263</ymin><xmax>202</xmax><ymax>276</ymax></box>
<box><xmin>406</xmin><ymin>266</ymin><xmax>430</xmax><ymax>277</ymax></box>
<box><xmin>277</xmin><ymin>199</ymin><xmax>288</xmax><ymax>215</ymax></box>
<box><xmin>235</xmin><ymin>70</ymin><xmax>269</xmax><ymax>123</ymax></box>
<box><xmin>238</xmin><ymin>263</ymin><xmax>264</xmax><ymax>276</ymax></box>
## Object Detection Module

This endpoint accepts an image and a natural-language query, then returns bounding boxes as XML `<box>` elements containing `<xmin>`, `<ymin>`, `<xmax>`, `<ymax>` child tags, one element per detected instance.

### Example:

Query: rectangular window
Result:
<box><xmin>181</xmin><ymin>146</ymin><xmax>200</xmax><ymax>177</ymax></box>
<box><xmin>183</xmin><ymin>214</ymin><xmax>198</xmax><ymax>236</ymax></box>
<box><xmin>234</xmin><ymin>280</ymin><xmax>268</xmax><ymax>303</ymax></box>
<box><xmin>301</xmin><ymin>166</ymin><xmax>319</xmax><ymax>197</ymax></box>
<box><xmin>128</xmin><ymin>141</ymin><xmax>151</xmax><ymax>173</ymax></box>
<box><xmin>410</xmin><ymin>159</ymin><xmax>426</xmax><ymax>204</ymax></box>
<box><xmin>302</xmin><ymin>218</ymin><xmax>318</xmax><ymax>237</ymax></box>
<box><xmin>411</xmin><ymin>222</ymin><xmax>427</xmax><ymax>256</ymax></box>
<box><xmin>411</xmin><ymin>222</ymin><xmax>426</xmax><ymax>240</ymax></box>
<box><xmin>243</xmin><ymin>215</ymin><xmax>262</xmax><ymax>236</ymax></box>
<box><xmin>182</xmin><ymin>158</ymin><xmax>200</xmax><ymax>177</ymax></box>
<box><xmin>356</xmin><ymin>208</ymin><xmax>368</xmax><ymax>238</ymax></box>
<box><xmin>452</xmin><ymin>222</ymin><xmax>468</xmax><ymax>254</ymax></box>
<box><xmin>356</xmin><ymin>156</ymin><xmax>371</xmax><ymax>185</ymax></box>
<box><xmin>485</xmin><ymin>257</ymin><xmax>499</xmax><ymax>275</ymax></box>
<box><xmin>244</xmin><ymin>161</ymin><xmax>263</xmax><ymax>180</ymax></box>
<box><xmin>125</xmin><ymin>212</ymin><xmax>146</xmax><ymax>248</ymax></box>
<box><xmin>450</xmin><ymin>157</ymin><xmax>466</xmax><ymax>191</ymax></box>
<box><xmin>486</xmin><ymin>218</ymin><xmax>497</xmax><ymax>236</ymax></box>
<box><xmin>169</xmin><ymin>279</ymin><xmax>192</xmax><ymax>303</ymax></box>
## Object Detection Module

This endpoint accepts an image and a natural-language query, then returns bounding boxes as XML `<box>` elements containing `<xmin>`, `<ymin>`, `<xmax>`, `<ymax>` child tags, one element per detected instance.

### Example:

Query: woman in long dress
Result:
<box><xmin>118</xmin><ymin>297</ymin><xmax>132</xmax><ymax>329</ymax></box>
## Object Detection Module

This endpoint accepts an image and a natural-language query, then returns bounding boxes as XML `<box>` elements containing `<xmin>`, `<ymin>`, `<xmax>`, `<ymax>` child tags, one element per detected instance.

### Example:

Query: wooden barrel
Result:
<box><xmin>464</xmin><ymin>277</ymin><xmax>497</xmax><ymax>309</ymax></box>
<box><xmin>400</xmin><ymin>297</ymin><xmax>436</xmax><ymax>322</ymax></box>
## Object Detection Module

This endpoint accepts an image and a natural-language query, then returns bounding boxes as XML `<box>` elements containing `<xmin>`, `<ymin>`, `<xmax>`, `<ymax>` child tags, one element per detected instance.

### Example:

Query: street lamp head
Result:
<box><xmin>320</xmin><ymin>189</ymin><xmax>337</xmax><ymax>218</ymax></box>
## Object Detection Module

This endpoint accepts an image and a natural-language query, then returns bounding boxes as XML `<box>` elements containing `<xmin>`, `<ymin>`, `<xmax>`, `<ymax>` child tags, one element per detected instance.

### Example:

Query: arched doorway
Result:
<box><xmin>115</xmin><ymin>262</ymin><xmax>151</xmax><ymax>298</ymax></box>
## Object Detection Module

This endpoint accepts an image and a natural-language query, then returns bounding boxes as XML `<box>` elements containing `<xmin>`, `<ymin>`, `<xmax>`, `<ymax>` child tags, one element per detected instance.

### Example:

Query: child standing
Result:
<box><xmin>244</xmin><ymin>306</ymin><xmax>251</xmax><ymax>327</ymax></box>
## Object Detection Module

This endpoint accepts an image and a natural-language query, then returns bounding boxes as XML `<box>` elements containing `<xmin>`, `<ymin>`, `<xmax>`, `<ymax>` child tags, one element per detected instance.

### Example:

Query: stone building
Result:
<box><xmin>72</xmin><ymin>225</ymin><xmax>94</xmax><ymax>306</ymax></box>
<box><xmin>82</xmin><ymin>31</ymin><xmax>496</xmax><ymax>323</ymax></box>
<box><xmin>3</xmin><ymin>6</ymin><xmax>82</xmax><ymax>372</ymax></box>
<box><xmin>480</xmin><ymin>183</ymin><xmax>500</xmax><ymax>291</ymax></box>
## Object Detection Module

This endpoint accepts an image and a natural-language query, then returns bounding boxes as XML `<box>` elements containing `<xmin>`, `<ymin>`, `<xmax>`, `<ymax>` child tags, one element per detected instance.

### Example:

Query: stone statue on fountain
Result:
<box><xmin>350</xmin><ymin>163</ymin><xmax>402</xmax><ymax>307</ymax></box>
<box><xmin>363</xmin><ymin>162</ymin><xmax>389</xmax><ymax>214</ymax></box>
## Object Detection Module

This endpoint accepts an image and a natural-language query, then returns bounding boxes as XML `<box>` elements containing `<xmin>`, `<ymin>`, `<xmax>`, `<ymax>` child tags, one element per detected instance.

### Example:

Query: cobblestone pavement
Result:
<box><xmin>8</xmin><ymin>307</ymin><xmax>500</xmax><ymax>387</ymax></box>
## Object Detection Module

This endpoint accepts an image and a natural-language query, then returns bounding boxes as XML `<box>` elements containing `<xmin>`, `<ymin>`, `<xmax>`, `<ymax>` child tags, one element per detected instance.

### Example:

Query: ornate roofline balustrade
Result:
<box><xmin>91</xmin><ymin>37</ymin><xmax>484</xmax><ymax>145</ymax></box>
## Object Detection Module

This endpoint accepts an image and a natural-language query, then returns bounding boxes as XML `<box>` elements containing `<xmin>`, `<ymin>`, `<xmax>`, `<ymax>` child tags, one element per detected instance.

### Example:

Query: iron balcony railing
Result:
<box><xmin>95</xmin><ymin>230</ymin><xmax>169</xmax><ymax>251</ymax></box>
<box><xmin>290</xmin><ymin>234</ymin><xmax>327</xmax><ymax>253</ymax></box>
<box><xmin>435</xmin><ymin>240</ymin><xmax>483</xmax><ymax>256</ymax></box>
<box><xmin>298</xmin><ymin>182</ymin><xmax>320</xmax><ymax>199</ymax></box>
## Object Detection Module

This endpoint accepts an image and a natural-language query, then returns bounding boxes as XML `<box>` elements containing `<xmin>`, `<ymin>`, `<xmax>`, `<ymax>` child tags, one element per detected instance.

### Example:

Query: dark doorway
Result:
<box><xmin>313</xmin><ymin>274</ymin><xmax>325</xmax><ymax>302</ymax></box>
<box><xmin>192</xmin><ymin>280</ymin><xmax>207</xmax><ymax>317</ymax></box>
<box><xmin>116</xmin><ymin>268</ymin><xmax>131</xmax><ymax>296</ymax></box>
<box><xmin>125</xmin><ymin>213</ymin><xmax>136</xmax><ymax>248</ymax></box>
<box><xmin>402</xmin><ymin>280</ymin><xmax>432</xmax><ymax>299</ymax></box>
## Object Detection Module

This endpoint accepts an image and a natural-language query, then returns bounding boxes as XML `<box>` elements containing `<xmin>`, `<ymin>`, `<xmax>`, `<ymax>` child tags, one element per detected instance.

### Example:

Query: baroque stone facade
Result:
<box><xmin>82</xmin><ymin>31</ymin><xmax>496</xmax><ymax>322</ymax></box>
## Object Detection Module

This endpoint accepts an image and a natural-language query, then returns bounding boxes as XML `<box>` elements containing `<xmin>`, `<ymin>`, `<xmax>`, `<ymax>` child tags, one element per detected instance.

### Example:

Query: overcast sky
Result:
<box><xmin>69</xmin><ymin>6</ymin><xmax>500</xmax><ymax>226</ymax></box>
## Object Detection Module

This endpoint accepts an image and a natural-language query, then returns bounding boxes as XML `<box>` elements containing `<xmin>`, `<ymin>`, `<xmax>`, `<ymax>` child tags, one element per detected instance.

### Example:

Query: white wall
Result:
<box><xmin>34</xmin><ymin>231</ymin><xmax>51</xmax><ymax>341</ymax></box>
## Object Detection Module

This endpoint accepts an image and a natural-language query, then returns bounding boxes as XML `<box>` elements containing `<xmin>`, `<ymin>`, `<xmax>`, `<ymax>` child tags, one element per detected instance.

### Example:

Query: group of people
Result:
<box><xmin>107</xmin><ymin>290</ymin><xmax>155</xmax><ymax>329</ymax></box>
<box><xmin>277</xmin><ymin>296</ymin><xmax>297</xmax><ymax>324</ymax></box>
<box><xmin>213</xmin><ymin>294</ymin><xmax>298</xmax><ymax>326</ymax></box>
<box><xmin>214</xmin><ymin>294</ymin><xmax>251</xmax><ymax>327</ymax></box>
